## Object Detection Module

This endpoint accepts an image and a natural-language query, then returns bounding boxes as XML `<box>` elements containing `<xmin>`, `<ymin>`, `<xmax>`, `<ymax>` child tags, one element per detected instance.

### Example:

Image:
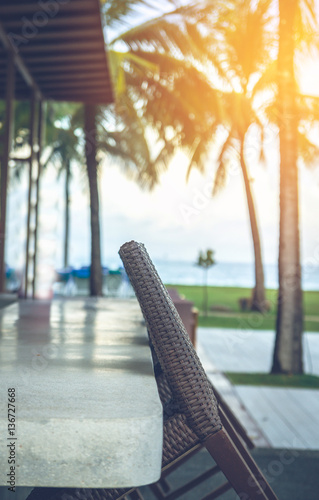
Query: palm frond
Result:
<box><xmin>298</xmin><ymin>128</ymin><xmax>319</xmax><ymax>168</ymax></box>
<box><xmin>109</xmin><ymin>49</ymin><xmax>159</xmax><ymax>98</ymax></box>
<box><xmin>102</xmin><ymin>0</ymin><xmax>166</xmax><ymax>29</ymax></box>
<box><xmin>213</xmin><ymin>127</ymin><xmax>236</xmax><ymax>195</ymax></box>
<box><xmin>295</xmin><ymin>0</ymin><xmax>319</xmax><ymax>53</ymax></box>
<box><xmin>185</xmin><ymin>130</ymin><xmax>215</xmax><ymax>180</ymax></box>
<box><xmin>298</xmin><ymin>94</ymin><xmax>319</xmax><ymax>122</ymax></box>
<box><xmin>251</xmin><ymin>60</ymin><xmax>277</xmax><ymax>97</ymax></box>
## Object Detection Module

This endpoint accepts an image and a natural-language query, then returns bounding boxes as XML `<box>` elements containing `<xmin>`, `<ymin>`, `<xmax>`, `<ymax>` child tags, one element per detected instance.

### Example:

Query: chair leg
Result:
<box><xmin>218</xmin><ymin>411</ymin><xmax>277</xmax><ymax>500</ymax></box>
<box><xmin>204</xmin><ymin>429</ymin><xmax>278</xmax><ymax>500</ymax></box>
<box><xmin>218</xmin><ymin>398</ymin><xmax>254</xmax><ymax>450</ymax></box>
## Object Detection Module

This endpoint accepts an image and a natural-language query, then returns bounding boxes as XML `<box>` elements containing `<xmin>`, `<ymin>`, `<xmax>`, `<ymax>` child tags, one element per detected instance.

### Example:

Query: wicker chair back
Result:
<box><xmin>119</xmin><ymin>241</ymin><xmax>222</xmax><ymax>441</ymax></box>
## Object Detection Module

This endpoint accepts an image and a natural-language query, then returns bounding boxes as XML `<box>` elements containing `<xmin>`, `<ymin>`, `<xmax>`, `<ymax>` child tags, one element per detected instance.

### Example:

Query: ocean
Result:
<box><xmin>153</xmin><ymin>260</ymin><xmax>319</xmax><ymax>291</ymax></box>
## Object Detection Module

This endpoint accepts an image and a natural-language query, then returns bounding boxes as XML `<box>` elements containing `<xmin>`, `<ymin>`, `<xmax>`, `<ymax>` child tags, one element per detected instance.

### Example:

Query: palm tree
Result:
<box><xmin>83</xmin><ymin>103</ymin><xmax>103</xmax><ymax>296</ymax></box>
<box><xmin>197</xmin><ymin>249</ymin><xmax>216</xmax><ymax>316</ymax></box>
<box><xmin>44</xmin><ymin>113</ymin><xmax>81</xmax><ymax>269</ymax></box>
<box><xmin>107</xmin><ymin>0</ymin><xmax>275</xmax><ymax>312</ymax></box>
<box><xmin>263</xmin><ymin>0</ymin><xmax>319</xmax><ymax>374</ymax></box>
<box><xmin>70</xmin><ymin>96</ymin><xmax>177</xmax><ymax>295</ymax></box>
<box><xmin>271</xmin><ymin>0</ymin><xmax>309</xmax><ymax>374</ymax></box>
<box><xmin>105</xmin><ymin>0</ymin><xmax>318</xmax><ymax>340</ymax></box>
<box><xmin>208</xmin><ymin>0</ymin><xmax>275</xmax><ymax>312</ymax></box>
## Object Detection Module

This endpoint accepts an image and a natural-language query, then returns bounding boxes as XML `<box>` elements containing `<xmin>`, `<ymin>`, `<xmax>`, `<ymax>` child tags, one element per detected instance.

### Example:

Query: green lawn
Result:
<box><xmin>165</xmin><ymin>284</ymin><xmax>319</xmax><ymax>332</ymax></box>
<box><xmin>226</xmin><ymin>372</ymin><xmax>319</xmax><ymax>389</ymax></box>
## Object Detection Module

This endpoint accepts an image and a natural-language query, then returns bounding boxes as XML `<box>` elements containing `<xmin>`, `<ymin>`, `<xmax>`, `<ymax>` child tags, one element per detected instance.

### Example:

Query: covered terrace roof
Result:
<box><xmin>0</xmin><ymin>0</ymin><xmax>114</xmax><ymax>104</ymax></box>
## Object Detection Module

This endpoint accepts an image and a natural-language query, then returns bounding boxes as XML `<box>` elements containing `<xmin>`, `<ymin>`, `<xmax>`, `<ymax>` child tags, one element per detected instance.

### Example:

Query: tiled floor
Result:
<box><xmin>197</xmin><ymin>327</ymin><xmax>319</xmax><ymax>450</ymax></box>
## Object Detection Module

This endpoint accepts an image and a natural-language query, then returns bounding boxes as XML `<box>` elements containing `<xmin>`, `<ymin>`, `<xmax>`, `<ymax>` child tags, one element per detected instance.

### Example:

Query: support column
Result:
<box><xmin>0</xmin><ymin>52</ymin><xmax>15</xmax><ymax>293</ymax></box>
<box><xmin>32</xmin><ymin>100</ymin><xmax>43</xmax><ymax>299</ymax></box>
<box><xmin>24</xmin><ymin>91</ymin><xmax>39</xmax><ymax>298</ymax></box>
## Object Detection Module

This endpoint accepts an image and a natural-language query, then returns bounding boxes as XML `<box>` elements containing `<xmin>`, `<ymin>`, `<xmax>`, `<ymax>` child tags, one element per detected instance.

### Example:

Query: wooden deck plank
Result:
<box><xmin>288</xmin><ymin>389</ymin><xmax>319</xmax><ymax>416</ymax></box>
<box><xmin>235</xmin><ymin>386</ymin><xmax>319</xmax><ymax>449</ymax></box>
<box><xmin>262</xmin><ymin>388</ymin><xmax>319</xmax><ymax>448</ymax></box>
<box><xmin>197</xmin><ymin>342</ymin><xmax>271</xmax><ymax>447</ymax></box>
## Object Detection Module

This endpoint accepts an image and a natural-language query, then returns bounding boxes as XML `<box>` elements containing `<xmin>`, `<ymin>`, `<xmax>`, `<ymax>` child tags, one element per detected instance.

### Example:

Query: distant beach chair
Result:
<box><xmin>167</xmin><ymin>288</ymin><xmax>198</xmax><ymax>347</ymax></box>
<box><xmin>5</xmin><ymin>264</ymin><xmax>20</xmax><ymax>292</ymax></box>
<box><xmin>103</xmin><ymin>268</ymin><xmax>123</xmax><ymax>297</ymax></box>
<box><xmin>71</xmin><ymin>266</ymin><xmax>90</xmax><ymax>295</ymax></box>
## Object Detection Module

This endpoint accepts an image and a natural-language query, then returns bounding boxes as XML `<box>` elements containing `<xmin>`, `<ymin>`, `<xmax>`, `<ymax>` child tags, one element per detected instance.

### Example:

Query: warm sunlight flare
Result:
<box><xmin>298</xmin><ymin>57</ymin><xmax>319</xmax><ymax>96</ymax></box>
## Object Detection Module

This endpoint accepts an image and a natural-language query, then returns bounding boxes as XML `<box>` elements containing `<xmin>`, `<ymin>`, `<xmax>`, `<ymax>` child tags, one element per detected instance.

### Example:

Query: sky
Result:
<box><xmin>6</xmin><ymin>67</ymin><xmax>319</xmax><ymax>272</ymax></box>
<box><xmin>55</xmin><ymin>57</ymin><xmax>319</xmax><ymax>269</ymax></box>
<box><xmin>8</xmin><ymin>123</ymin><xmax>316</xmax><ymax>272</ymax></box>
<box><xmin>5</xmin><ymin>1</ymin><xmax>319</xmax><ymax>272</ymax></box>
<box><xmin>63</xmin><ymin>144</ymin><xmax>318</xmax><ymax>268</ymax></box>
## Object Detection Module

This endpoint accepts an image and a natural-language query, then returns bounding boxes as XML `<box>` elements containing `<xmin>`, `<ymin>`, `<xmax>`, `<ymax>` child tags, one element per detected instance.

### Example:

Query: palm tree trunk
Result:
<box><xmin>84</xmin><ymin>104</ymin><xmax>103</xmax><ymax>296</ymax></box>
<box><xmin>64</xmin><ymin>159</ymin><xmax>70</xmax><ymax>268</ymax></box>
<box><xmin>240</xmin><ymin>141</ymin><xmax>266</xmax><ymax>312</ymax></box>
<box><xmin>271</xmin><ymin>0</ymin><xmax>303</xmax><ymax>374</ymax></box>
<box><xmin>203</xmin><ymin>268</ymin><xmax>208</xmax><ymax>316</ymax></box>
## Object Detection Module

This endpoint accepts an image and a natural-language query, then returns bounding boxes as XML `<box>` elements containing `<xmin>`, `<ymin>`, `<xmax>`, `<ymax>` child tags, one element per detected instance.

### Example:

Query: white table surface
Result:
<box><xmin>0</xmin><ymin>298</ymin><xmax>163</xmax><ymax>488</ymax></box>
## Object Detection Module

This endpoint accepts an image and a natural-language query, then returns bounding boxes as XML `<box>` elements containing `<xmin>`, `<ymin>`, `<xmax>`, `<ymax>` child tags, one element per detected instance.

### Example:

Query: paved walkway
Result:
<box><xmin>197</xmin><ymin>327</ymin><xmax>319</xmax><ymax>374</ymax></box>
<box><xmin>197</xmin><ymin>327</ymin><xmax>319</xmax><ymax>450</ymax></box>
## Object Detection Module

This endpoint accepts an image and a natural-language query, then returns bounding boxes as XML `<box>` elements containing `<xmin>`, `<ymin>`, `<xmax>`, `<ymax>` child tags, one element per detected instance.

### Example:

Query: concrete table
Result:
<box><xmin>0</xmin><ymin>298</ymin><xmax>163</xmax><ymax>488</ymax></box>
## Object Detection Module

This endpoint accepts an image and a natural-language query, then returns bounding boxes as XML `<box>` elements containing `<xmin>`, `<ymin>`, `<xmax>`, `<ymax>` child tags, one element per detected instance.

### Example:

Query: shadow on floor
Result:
<box><xmin>0</xmin><ymin>294</ymin><xmax>17</xmax><ymax>309</ymax></box>
<box><xmin>139</xmin><ymin>447</ymin><xmax>319</xmax><ymax>500</ymax></box>
<box><xmin>2</xmin><ymin>448</ymin><xmax>318</xmax><ymax>500</ymax></box>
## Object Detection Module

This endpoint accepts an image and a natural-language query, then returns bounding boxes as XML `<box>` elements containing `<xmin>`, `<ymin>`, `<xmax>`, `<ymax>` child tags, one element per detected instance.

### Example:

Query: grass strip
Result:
<box><xmin>165</xmin><ymin>284</ymin><xmax>319</xmax><ymax>332</ymax></box>
<box><xmin>225</xmin><ymin>372</ymin><xmax>319</xmax><ymax>389</ymax></box>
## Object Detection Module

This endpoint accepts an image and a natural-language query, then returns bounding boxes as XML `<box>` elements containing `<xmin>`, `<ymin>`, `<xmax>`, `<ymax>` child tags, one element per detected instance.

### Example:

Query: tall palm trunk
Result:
<box><xmin>272</xmin><ymin>0</ymin><xmax>303</xmax><ymax>374</ymax></box>
<box><xmin>84</xmin><ymin>104</ymin><xmax>103</xmax><ymax>296</ymax></box>
<box><xmin>64</xmin><ymin>159</ymin><xmax>70</xmax><ymax>268</ymax></box>
<box><xmin>240</xmin><ymin>141</ymin><xmax>266</xmax><ymax>312</ymax></box>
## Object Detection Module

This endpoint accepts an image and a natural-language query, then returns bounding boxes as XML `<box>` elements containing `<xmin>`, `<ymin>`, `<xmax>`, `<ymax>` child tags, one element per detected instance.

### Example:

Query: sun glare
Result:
<box><xmin>298</xmin><ymin>56</ymin><xmax>319</xmax><ymax>97</ymax></box>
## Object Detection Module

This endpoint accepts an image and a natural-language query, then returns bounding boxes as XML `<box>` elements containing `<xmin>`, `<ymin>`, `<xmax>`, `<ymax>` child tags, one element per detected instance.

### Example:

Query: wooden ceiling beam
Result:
<box><xmin>3</xmin><ymin>14</ymin><xmax>98</xmax><ymax>29</ymax></box>
<box><xmin>0</xmin><ymin>0</ymin><xmax>92</xmax><ymax>15</ymax></box>
<box><xmin>20</xmin><ymin>40</ymin><xmax>102</xmax><ymax>54</ymax></box>
<box><xmin>0</xmin><ymin>0</ymin><xmax>113</xmax><ymax>104</ymax></box>
<box><xmin>44</xmin><ymin>94</ymin><xmax>112</xmax><ymax>104</ymax></box>
<box><xmin>0</xmin><ymin>21</ymin><xmax>42</xmax><ymax>98</ymax></box>
<box><xmin>40</xmin><ymin>80</ymin><xmax>111</xmax><ymax>90</ymax></box>
<box><xmin>24</xmin><ymin>52</ymin><xmax>105</xmax><ymax>64</ymax></box>
<box><xmin>36</xmin><ymin>71</ymin><xmax>107</xmax><ymax>82</ymax></box>
<box><xmin>23</xmin><ymin>28</ymin><xmax>100</xmax><ymax>40</ymax></box>
<box><xmin>29</xmin><ymin>62</ymin><xmax>106</xmax><ymax>74</ymax></box>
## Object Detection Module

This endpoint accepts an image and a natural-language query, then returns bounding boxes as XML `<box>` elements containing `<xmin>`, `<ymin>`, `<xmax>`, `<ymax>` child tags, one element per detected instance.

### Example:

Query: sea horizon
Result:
<box><xmin>152</xmin><ymin>259</ymin><xmax>319</xmax><ymax>291</ymax></box>
<box><xmin>72</xmin><ymin>259</ymin><xmax>319</xmax><ymax>291</ymax></box>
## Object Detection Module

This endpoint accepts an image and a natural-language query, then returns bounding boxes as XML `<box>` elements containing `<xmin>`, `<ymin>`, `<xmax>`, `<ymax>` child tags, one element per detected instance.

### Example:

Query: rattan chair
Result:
<box><xmin>144</xmin><ymin>350</ymin><xmax>258</xmax><ymax>500</ymax></box>
<box><xmin>118</xmin><ymin>241</ymin><xmax>277</xmax><ymax>500</ymax></box>
<box><xmin>27</xmin><ymin>241</ymin><xmax>277</xmax><ymax>500</ymax></box>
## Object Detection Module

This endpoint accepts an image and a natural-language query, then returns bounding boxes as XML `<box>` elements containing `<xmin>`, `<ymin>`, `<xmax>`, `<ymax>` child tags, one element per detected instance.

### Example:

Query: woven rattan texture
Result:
<box><xmin>119</xmin><ymin>241</ymin><xmax>222</xmax><ymax>441</ymax></box>
<box><xmin>162</xmin><ymin>414</ymin><xmax>199</xmax><ymax>467</ymax></box>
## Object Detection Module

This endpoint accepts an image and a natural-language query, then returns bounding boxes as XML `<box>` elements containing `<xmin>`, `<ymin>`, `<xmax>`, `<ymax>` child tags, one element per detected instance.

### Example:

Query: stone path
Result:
<box><xmin>197</xmin><ymin>327</ymin><xmax>319</xmax><ymax>449</ymax></box>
